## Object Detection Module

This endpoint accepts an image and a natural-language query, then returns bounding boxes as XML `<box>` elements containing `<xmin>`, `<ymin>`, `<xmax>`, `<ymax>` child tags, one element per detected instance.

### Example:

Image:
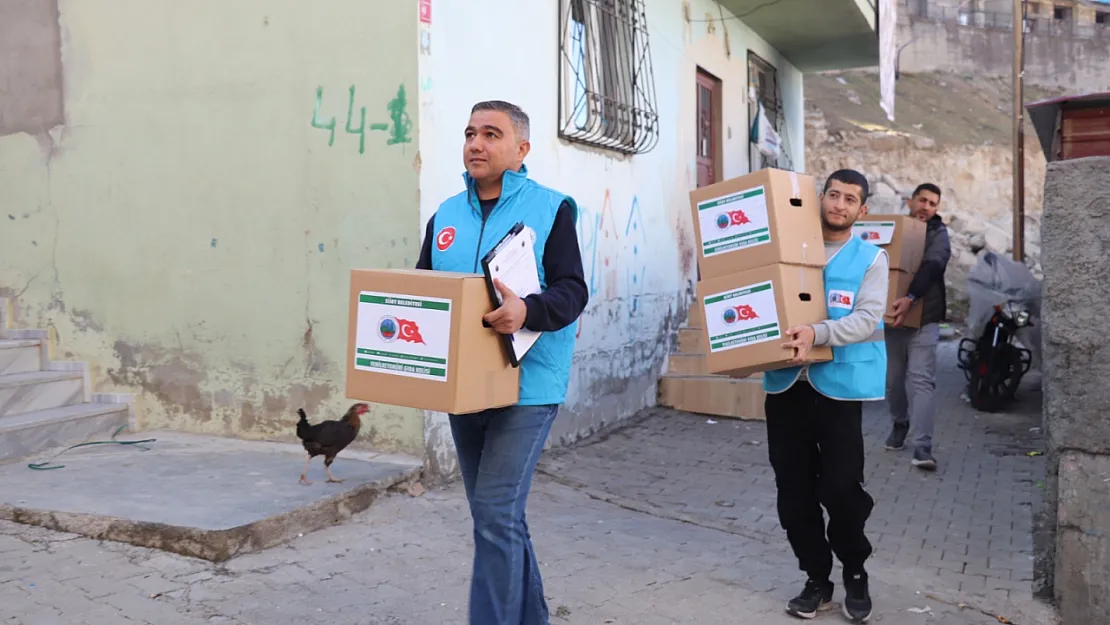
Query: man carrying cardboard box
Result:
<box><xmin>761</xmin><ymin>169</ymin><xmax>889</xmax><ymax>622</ymax></box>
<box><xmin>415</xmin><ymin>100</ymin><xmax>588</xmax><ymax>625</ymax></box>
<box><xmin>885</xmin><ymin>183</ymin><xmax>951</xmax><ymax>472</ymax></box>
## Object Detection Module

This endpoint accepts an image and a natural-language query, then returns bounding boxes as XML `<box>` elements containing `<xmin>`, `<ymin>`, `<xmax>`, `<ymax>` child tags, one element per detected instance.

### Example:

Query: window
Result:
<box><xmin>1053</xmin><ymin>5</ymin><xmax>1071</xmax><ymax>21</ymax></box>
<box><xmin>747</xmin><ymin>51</ymin><xmax>792</xmax><ymax>172</ymax></box>
<box><xmin>1097</xmin><ymin>11</ymin><xmax>1109</xmax><ymax>24</ymax></box>
<box><xmin>558</xmin><ymin>0</ymin><xmax>660</xmax><ymax>155</ymax></box>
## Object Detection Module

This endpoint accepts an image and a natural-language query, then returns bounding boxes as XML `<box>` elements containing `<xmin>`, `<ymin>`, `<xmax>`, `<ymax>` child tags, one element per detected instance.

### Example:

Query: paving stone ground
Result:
<box><xmin>0</xmin><ymin>476</ymin><xmax>1045</xmax><ymax>625</ymax></box>
<box><xmin>541</xmin><ymin>340</ymin><xmax>1052</xmax><ymax>623</ymax></box>
<box><xmin>0</xmin><ymin>343</ymin><xmax>1057</xmax><ymax>624</ymax></box>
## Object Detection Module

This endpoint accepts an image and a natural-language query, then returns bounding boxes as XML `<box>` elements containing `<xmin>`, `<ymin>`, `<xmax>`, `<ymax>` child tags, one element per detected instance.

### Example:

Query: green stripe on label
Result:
<box><xmin>703</xmin><ymin>227</ymin><xmax>770</xmax><ymax>248</ymax></box>
<box><xmin>697</xmin><ymin>187</ymin><xmax>765</xmax><ymax>210</ymax></box>
<box><xmin>359</xmin><ymin>294</ymin><xmax>450</xmax><ymax>311</ymax></box>
<box><xmin>704</xmin><ymin>283</ymin><xmax>773</xmax><ymax>305</ymax></box>
<box><xmin>709</xmin><ymin>322</ymin><xmax>779</xmax><ymax>342</ymax></box>
<box><xmin>356</xmin><ymin>348</ymin><xmax>447</xmax><ymax>365</ymax></box>
<box><xmin>711</xmin><ymin>329</ymin><xmax>780</xmax><ymax>350</ymax></box>
<box><xmin>703</xmin><ymin>233</ymin><xmax>771</xmax><ymax>255</ymax></box>
<box><xmin>357</xmin><ymin>357</ymin><xmax>447</xmax><ymax>378</ymax></box>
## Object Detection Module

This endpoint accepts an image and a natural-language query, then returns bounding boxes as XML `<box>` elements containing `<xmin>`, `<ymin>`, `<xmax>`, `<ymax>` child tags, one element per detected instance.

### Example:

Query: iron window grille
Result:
<box><xmin>747</xmin><ymin>50</ymin><xmax>794</xmax><ymax>172</ymax></box>
<box><xmin>558</xmin><ymin>0</ymin><xmax>660</xmax><ymax>155</ymax></box>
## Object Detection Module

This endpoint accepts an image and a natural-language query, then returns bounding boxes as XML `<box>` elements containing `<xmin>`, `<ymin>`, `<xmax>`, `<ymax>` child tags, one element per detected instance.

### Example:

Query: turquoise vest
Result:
<box><xmin>429</xmin><ymin>164</ymin><xmax>579</xmax><ymax>407</ymax></box>
<box><xmin>763</xmin><ymin>236</ymin><xmax>887</xmax><ymax>401</ymax></box>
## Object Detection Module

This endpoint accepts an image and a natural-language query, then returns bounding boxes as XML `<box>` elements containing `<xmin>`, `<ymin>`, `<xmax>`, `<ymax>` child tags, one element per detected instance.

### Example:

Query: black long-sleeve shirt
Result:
<box><xmin>415</xmin><ymin>198</ymin><xmax>588</xmax><ymax>333</ymax></box>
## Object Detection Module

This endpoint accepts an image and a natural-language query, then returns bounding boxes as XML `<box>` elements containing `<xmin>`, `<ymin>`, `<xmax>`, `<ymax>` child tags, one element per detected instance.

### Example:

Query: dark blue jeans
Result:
<box><xmin>449</xmin><ymin>403</ymin><xmax>559</xmax><ymax>625</ymax></box>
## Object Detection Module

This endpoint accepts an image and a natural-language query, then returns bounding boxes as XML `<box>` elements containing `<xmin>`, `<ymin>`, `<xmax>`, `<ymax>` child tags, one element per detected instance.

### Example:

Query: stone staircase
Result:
<box><xmin>658</xmin><ymin>301</ymin><xmax>766</xmax><ymax>420</ymax></box>
<box><xmin>0</xmin><ymin>297</ymin><xmax>133</xmax><ymax>464</ymax></box>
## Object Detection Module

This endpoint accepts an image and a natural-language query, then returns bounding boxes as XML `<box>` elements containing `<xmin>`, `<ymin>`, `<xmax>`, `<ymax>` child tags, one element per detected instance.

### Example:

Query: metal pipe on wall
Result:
<box><xmin>1012</xmin><ymin>0</ymin><xmax>1026</xmax><ymax>263</ymax></box>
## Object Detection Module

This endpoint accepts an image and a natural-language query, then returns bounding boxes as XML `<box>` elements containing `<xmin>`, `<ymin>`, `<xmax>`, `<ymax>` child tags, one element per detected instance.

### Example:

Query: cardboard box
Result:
<box><xmin>885</xmin><ymin>269</ymin><xmax>923</xmax><ymax>329</ymax></box>
<box><xmin>658</xmin><ymin>375</ymin><xmax>767</xmax><ymax>420</ymax></box>
<box><xmin>852</xmin><ymin>215</ymin><xmax>927</xmax><ymax>273</ymax></box>
<box><xmin>697</xmin><ymin>263</ymin><xmax>832</xmax><ymax>376</ymax></box>
<box><xmin>346</xmin><ymin>269</ymin><xmax>519</xmax><ymax>414</ymax></box>
<box><xmin>689</xmin><ymin>168</ymin><xmax>825</xmax><ymax>280</ymax></box>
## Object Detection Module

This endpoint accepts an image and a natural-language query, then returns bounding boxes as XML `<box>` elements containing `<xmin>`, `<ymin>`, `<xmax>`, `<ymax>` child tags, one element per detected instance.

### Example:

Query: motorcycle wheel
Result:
<box><xmin>968</xmin><ymin>351</ymin><xmax>1010</xmax><ymax>413</ymax></box>
<box><xmin>968</xmin><ymin>342</ymin><xmax>1026</xmax><ymax>412</ymax></box>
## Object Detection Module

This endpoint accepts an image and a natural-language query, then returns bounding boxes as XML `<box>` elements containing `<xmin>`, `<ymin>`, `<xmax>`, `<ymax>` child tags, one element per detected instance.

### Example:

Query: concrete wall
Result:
<box><xmin>415</xmin><ymin>0</ymin><xmax>805</xmax><ymax>474</ymax></box>
<box><xmin>897</xmin><ymin>11</ymin><xmax>1110</xmax><ymax>90</ymax></box>
<box><xmin>1038</xmin><ymin>156</ymin><xmax>1110</xmax><ymax>624</ymax></box>
<box><xmin>0</xmin><ymin>2</ymin><xmax>425</xmax><ymax>454</ymax></box>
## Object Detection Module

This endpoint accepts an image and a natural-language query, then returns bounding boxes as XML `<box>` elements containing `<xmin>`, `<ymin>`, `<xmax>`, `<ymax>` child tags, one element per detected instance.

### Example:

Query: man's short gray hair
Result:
<box><xmin>471</xmin><ymin>100</ymin><xmax>530</xmax><ymax>142</ymax></box>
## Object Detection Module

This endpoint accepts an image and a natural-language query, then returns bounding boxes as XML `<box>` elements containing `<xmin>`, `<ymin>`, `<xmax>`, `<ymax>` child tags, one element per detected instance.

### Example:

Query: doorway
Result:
<box><xmin>696</xmin><ymin>68</ymin><xmax>722</xmax><ymax>188</ymax></box>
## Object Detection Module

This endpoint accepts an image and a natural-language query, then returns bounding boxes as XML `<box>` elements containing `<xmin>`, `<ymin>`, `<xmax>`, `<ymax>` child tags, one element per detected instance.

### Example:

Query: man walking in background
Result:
<box><xmin>762</xmin><ymin>169</ymin><xmax>888</xmax><ymax>622</ymax></box>
<box><xmin>885</xmin><ymin>183</ymin><xmax>951</xmax><ymax>472</ymax></box>
<box><xmin>415</xmin><ymin>100</ymin><xmax>588</xmax><ymax>625</ymax></box>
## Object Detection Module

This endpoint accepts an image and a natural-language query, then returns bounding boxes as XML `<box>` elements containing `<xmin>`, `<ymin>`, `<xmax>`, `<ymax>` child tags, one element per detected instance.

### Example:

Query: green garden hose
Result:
<box><xmin>27</xmin><ymin>425</ymin><xmax>156</xmax><ymax>470</ymax></box>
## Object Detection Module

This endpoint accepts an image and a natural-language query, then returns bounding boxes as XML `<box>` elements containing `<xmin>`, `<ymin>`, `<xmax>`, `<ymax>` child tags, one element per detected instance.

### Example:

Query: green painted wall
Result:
<box><xmin>0</xmin><ymin>1</ymin><xmax>424</xmax><ymax>454</ymax></box>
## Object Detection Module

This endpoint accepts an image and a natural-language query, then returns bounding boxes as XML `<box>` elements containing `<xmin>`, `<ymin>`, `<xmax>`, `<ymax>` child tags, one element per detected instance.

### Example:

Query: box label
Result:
<box><xmin>697</xmin><ymin>186</ymin><xmax>772</xmax><ymax>257</ymax></box>
<box><xmin>703</xmin><ymin>280</ymin><xmax>781</xmax><ymax>352</ymax></box>
<box><xmin>852</xmin><ymin>221</ymin><xmax>896</xmax><ymax>246</ymax></box>
<box><xmin>354</xmin><ymin>291</ymin><xmax>451</xmax><ymax>382</ymax></box>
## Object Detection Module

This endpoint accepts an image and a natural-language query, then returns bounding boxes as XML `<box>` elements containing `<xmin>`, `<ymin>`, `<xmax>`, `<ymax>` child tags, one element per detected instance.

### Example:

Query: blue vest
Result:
<box><xmin>763</xmin><ymin>236</ymin><xmax>887</xmax><ymax>401</ymax></box>
<box><xmin>429</xmin><ymin>164</ymin><xmax>579</xmax><ymax>407</ymax></box>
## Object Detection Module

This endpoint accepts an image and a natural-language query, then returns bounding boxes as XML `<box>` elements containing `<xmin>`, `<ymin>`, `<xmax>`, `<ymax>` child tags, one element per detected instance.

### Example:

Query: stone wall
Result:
<box><xmin>1038</xmin><ymin>155</ymin><xmax>1110</xmax><ymax>623</ymax></box>
<box><xmin>898</xmin><ymin>8</ymin><xmax>1110</xmax><ymax>91</ymax></box>
<box><xmin>805</xmin><ymin>106</ymin><xmax>1046</xmax><ymax>311</ymax></box>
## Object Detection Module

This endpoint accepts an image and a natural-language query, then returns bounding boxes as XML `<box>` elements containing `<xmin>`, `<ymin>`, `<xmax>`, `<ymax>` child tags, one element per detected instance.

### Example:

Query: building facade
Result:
<box><xmin>1</xmin><ymin>0</ymin><xmax>877</xmax><ymax>475</ymax></box>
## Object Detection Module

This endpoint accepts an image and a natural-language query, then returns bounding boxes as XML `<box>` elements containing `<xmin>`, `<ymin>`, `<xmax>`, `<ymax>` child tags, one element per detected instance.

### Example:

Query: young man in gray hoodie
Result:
<box><xmin>885</xmin><ymin>183</ymin><xmax>952</xmax><ymax>471</ymax></box>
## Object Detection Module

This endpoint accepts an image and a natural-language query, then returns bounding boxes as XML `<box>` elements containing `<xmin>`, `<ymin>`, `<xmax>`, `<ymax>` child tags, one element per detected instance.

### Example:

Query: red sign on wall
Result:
<box><xmin>419</xmin><ymin>0</ymin><xmax>432</xmax><ymax>24</ymax></box>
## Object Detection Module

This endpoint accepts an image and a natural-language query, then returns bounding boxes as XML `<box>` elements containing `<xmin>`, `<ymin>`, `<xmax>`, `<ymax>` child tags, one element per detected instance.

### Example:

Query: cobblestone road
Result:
<box><xmin>0</xmin><ymin>475</ymin><xmax>1042</xmax><ymax>625</ymax></box>
<box><xmin>0</xmin><ymin>344</ymin><xmax>1056</xmax><ymax>624</ymax></box>
<box><xmin>540</xmin><ymin>341</ymin><xmax>1052</xmax><ymax>624</ymax></box>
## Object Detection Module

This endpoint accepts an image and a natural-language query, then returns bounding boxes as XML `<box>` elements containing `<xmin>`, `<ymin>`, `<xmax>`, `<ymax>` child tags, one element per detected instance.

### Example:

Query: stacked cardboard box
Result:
<box><xmin>688</xmin><ymin>168</ymin><xmax>831</xmax><ymax>377</ymax></box>
<box><xmin>851</xmin><ymin>216</ymin><xmax>928</xmax><ymax>329</ymax></box>
<box><xmin>345</xmin><ymin>268</ymin><xmax>519</xmax><ymax>414</ymax></box>
<box><xmin>658</xmin><ymin>297</ymin><xmax>768</xmax><ymax>420</ymax></box>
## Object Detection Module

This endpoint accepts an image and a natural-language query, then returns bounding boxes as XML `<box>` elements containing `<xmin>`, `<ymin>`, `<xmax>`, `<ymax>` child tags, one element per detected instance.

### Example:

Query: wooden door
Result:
<box><xmin>696</xmin><ymin>68</ymin><xmax>722</xmax><ymax>188</ymax></box>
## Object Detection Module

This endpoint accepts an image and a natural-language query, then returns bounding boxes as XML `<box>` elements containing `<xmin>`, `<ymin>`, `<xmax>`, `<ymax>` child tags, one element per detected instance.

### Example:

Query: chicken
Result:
<box><xmin>295</xmin><ymin>403</ymin><xmax>367</xmax><ymax>485</ymax></box>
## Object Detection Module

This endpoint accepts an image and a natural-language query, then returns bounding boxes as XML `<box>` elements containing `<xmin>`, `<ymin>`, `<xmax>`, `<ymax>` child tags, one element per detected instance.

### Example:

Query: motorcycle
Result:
<box><xmin>956</xmin><ymin>300</ymin><xmax>1034</xmax><ymax>412</ymax></box>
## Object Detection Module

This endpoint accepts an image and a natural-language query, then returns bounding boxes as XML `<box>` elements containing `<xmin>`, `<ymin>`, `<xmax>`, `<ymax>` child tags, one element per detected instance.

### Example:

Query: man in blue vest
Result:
<box><xmin>415</xmin><ymin>100</ymin><xmax>588</xmax><ymax>625</ymax></box>
<box><xmin>762</xmin><ymin>169</ymin><xmax>889</xmax><ymax>622</ymax></box>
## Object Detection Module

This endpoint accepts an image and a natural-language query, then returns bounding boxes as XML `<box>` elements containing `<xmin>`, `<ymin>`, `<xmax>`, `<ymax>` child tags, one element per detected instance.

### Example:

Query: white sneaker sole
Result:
<box><xmin>843</xmin><ymin>603</ymin><xmax>872</xmax><ymax>622</ymax></box>
<box><xmin>785</xmin><ymin>601</ymin><xmax>834</xmax><ymax>620</ymax></box>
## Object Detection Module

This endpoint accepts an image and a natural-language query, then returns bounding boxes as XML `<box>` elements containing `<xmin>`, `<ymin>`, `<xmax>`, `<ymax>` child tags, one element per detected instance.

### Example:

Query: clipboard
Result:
<box><xmin>480</xmin><ymin>221</ymin><xmax>543</xmax><ymax>367</ymax></box>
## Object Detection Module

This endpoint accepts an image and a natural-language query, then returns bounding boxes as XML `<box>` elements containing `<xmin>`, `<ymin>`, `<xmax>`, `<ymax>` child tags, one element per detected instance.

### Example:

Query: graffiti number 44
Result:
<box><xmin>312</xmin><ymin>84</ymin><xmax>413</xmax><ymax>154</ymax></box>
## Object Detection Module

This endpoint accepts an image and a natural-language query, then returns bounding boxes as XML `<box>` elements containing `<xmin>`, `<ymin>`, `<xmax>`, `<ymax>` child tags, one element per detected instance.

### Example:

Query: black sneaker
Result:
<box><xmin>842</xmin><ymin>571</ymin><xmax>872</xmax><ymax>622</ymax></box>
<box><xmin>785</xmin><ymin>578</ymin><xmax>834</xmax><ymax>619</ymax></box>
<box><xmin>911</xmin><ymin>447</ymin><xmax>937</xmax><ymax>471</ymax></box>
<box><xmin>884</xmin><ymin>423</ymin><xmax>909</xmax><ymax>450</ymax></box>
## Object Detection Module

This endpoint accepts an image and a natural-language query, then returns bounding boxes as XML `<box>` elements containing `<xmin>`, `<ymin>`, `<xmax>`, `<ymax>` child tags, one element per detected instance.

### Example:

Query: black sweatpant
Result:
<box><xmin>765</xmin><ymin>380</ymin><xmax>875</xmax><ymax>581</ymax></box>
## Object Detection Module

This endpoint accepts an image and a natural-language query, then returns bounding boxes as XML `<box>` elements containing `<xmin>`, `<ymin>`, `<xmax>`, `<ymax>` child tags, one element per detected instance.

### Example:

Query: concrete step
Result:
<box><xmin>0</xmin><ymin>339</ymin><xmax>42</xmax><ymax>376</ymax></box>
<box><xmin>0</xmin><ymin>430</ymin><xmax>422</xmax><ymax>561</ymax></box>
<box><xmin>0</xmin><ymin>403</ymin><xmax>130</xmax><ymax>464</ymax></box>
<box><xmin>0</xmin><ymin>370</ymin><xmax>85</xmax><ymax>418</ymax></box>
<box><xmin>677</xmin><ymin>327</ymin><xmax>706</xmax><ymax>354</ymax></box>
<box><xmin>687</xmin><ymin>300</ymin><xmax>704</xmax><ymax>328</ymax></box>
<box><xmin>658</xmin><ymin>374</ymin><xmax>766</xmax><ymax>421</ymax></box>
<box><xmin>667</xmin><ymin>352</ymin><xmax>711</xmax><ymax>376</ymax></box>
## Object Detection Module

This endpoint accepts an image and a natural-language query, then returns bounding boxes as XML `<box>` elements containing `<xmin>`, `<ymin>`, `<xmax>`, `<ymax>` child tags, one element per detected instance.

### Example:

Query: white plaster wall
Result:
<box><xmin>417</xmin><ymin>0</ymin><xmax>804</xmax><ymax>467</ymax></box>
